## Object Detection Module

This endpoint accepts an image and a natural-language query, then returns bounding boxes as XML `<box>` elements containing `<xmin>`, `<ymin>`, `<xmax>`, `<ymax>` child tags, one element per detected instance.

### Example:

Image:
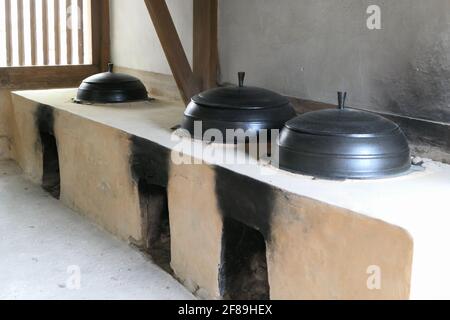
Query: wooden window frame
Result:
<box><xmin>0</xmin><ymin>0</ymin><xmax>110</xmax><ymax>90</ymax></box>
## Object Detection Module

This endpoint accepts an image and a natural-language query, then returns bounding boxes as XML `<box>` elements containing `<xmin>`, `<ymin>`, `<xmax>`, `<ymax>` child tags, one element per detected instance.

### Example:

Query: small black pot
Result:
<box><xmin>181</xmin><ymin>72</ymin><xmax>297</xmax><ymax>143</ymax></box>
<box><xmin>76</xmin><ymin>64</ymin><xmax>148</xmax><ymax>104</ymax></box>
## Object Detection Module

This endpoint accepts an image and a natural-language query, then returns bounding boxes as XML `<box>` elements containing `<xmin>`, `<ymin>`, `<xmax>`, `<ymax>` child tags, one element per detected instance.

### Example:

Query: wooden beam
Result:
<box><xmin>100</xmin><ymin>0</ymin><xmax>111</xmax><ymax>70</ymax></box>
<box><xmin>91</xmin><ymin>0</ymin><xmax>110</xmax><ymax>71</ymax></box>
<box><xmin>144</xmin><ymin>0</ymin><xmax>200</xmax><ymax>105</ymax></box>
<box><xmin>0</xmin><ymin>65</ymin><xmax>99</xmax><ymax>89</ymax></box>
<box><xmin>193</xmin><ymin>0</ymin><xmax>218</xmax><ymax>91</ymax></box>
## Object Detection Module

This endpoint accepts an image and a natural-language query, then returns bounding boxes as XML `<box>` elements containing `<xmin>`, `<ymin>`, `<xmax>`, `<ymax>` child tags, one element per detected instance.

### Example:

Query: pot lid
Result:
<box><xmin>277</xmin><ymin>92</ymin><xmax>411</xmax><ymax>179</ymax></box>
<box><xmin>76</xmin><ymin>63</ymin><xmax>148</xmax><ymax>104</ymax></box>
<box><xmin>285</xmin><ymin>92</ymin><xmax>399</xmax><ymax>137</ymax></box>
<box><xmin>81</xmin><ymin>63</ymin><xmax>143</xmax><ymax>86</ymax></box>
<box><xmin>192</xmin><ymin>72</ymin><xmax>289</xmax><ymax>110</ymax></box>
<box><xmin>181</xmin><ymin>72</ymin><xmax>297</xmax><ymax>143</ymax></box>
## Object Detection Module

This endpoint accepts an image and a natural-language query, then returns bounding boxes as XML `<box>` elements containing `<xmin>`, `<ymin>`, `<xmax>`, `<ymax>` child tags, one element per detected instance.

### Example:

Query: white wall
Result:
<box><xmin>110</xmin><ymin>0</ymin><xmax>193</xmax><ymax>75</ymax></box>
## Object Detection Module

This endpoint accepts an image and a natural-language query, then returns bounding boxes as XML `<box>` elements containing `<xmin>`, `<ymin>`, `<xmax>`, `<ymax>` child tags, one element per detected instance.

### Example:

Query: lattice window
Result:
<box><xmin>0</xmin><ymin>0</ymin><xmax>93</xmax><ymax>67</ymax></box>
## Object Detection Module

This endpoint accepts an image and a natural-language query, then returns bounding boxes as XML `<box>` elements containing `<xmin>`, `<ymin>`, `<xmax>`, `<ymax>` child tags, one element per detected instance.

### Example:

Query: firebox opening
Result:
<box><xmin>138</xmin><ymin>180</ymin><xmax>171</xmax><ymax>273</ymax></box>
<box><xmin>221</xmin><ymin>217</ymin><xmax>270</xmax><ymax>300</ymax></box>
<box><xmin>40</xmin><ymin>131</ymin><xmax>61</xmax><ymax>199</ymax></box>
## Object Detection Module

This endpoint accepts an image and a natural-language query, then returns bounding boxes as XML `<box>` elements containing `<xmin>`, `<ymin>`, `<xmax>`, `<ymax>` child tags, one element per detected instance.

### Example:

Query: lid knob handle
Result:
<box><xmin>238</xmin><ymin>72</ymin><xmax>246</xmax><ymax>87</ymax></box>
<box><xmin>338</xmin><ymin>91</ymin><xmax>347</xmax><ymax>110</ymax></box>
<box><xmin>108</xmin><ymin>63</ymin><xmax>114</xmax><ymax>73</ymax></box>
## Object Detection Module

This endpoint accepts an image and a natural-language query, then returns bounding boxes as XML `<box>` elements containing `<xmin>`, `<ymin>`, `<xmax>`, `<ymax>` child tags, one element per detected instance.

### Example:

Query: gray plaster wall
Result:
<box><xmin>109</xmin><ymin>0</ymin><xmax>449</xmax><ymax>123</ymax></box>
<box><xmin>219</xmin><ymin>0</ymin><xmax>450</xmax><ymax>123</ymax></box>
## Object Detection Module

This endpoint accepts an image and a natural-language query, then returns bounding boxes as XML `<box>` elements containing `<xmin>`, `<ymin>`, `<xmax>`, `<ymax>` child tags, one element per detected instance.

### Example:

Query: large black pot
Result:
<box><xmin>76</xmin><ymin>64</ymin><xmax>148</xmax><ymax>104</ymax></box>
<box><xmin>278</xmin><ymin>92</ymin><xmax>411</xmax><ymax>179</ymax></box>
<box><xmin>181</xmin><ymin>72</ymin><xmax>296</xmax><ymax>143</ymax></box>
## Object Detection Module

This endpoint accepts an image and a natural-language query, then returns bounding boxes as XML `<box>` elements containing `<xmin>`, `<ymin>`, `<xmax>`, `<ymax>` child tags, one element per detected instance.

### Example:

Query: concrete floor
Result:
<box><xmin>0</xmin><ymin>160</ymin><xmax>194</xmax><ymax>300</ymax></box>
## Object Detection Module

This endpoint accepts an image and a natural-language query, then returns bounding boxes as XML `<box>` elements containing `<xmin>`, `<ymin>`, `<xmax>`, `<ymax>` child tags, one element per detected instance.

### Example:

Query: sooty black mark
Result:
<box><xmin>129</xmin><ymin>135</ymin><xmax>173</xmax><ymax>273</ymax></box>
<box><xmin>384</xmin><ymin>114</ymin><xmax>450</xmax><ymax>153</ymax></box>
<box><xmin>35</xmin><ymin>105</ymin><xmax>60</xmax><ymax>199</ymax></box>
<box><xmin>139</xmin><ymin>181</ymin><xmax>172</xmax><ymax>274</ymax></box>
<box><xmin>35</xmin><ymin>104</ymin><xmax>55</xmax><ymax>135</ymax></box>
<box><xmin>214</xmin><ymin>165</ymin><xmax>276</xmax><ymax>241</ymax></box>
<box><xmin>215</xmin><ymin>166</ymin><xmax>274</xmax><ymax>299</ymax></box>
<box><xmin>219</xmin><ymin>217</ymin><xmax>270</xmax><ymax>300</ymax></box>
<box><xmin>129</xmin><ymin>135</ymin><xmax>171</xmax><ymax>188</ymax></box>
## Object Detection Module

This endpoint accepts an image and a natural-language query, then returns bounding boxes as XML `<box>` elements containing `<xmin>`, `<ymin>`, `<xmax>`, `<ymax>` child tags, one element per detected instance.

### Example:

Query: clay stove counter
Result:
<box><xmin>10</xmin><ymin>88</ymin><xmax>450</xmax><ymax>300</ymax></box>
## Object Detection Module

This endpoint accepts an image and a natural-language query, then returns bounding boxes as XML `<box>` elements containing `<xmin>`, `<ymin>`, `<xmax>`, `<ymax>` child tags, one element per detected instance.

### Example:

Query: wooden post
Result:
<box><xmin>144</xmin><ymin>0</ymin><xmax>201</xmax><ymax>105</ymax></box>
<box><xmin>91</xmin><ymin>0</ymin><xmax>111</xmax><ymax>71</ymax></box>
<box><xmin>193</xmin><ymin>0</ymin><xmax>218</xmax><ymax>91</ymax></box>
<box><xmin>5</xmin><ymin>0</ymin><xmax>13</xmax><ymax>66</ymax></box>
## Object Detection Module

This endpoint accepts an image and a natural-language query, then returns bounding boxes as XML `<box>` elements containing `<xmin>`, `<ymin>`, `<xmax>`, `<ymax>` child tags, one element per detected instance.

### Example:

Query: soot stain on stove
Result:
<box><xmin>35</xmin><ymin>105</ymin><xmax>61</xmax><ymax>199</ymax></box>
<box><xmin>35</xmin><ymin>104</ymin><xmax>55</xmax><ymax>135</ymax></box>
<box><xmin>214</xmin><ymin>165</ymin><xmax>275</xmax><ymax>299</ymax></box>
<box><xmin>129</xmin><ymin>135</ymin><xmax>170</xmax><ymax>188</ymax></box>
<box><xmin>129</xmin><ymin>135</ymin><xmax>172</xmax><ymax>273</ymax></box>
<box><xmin>214</xmin><ymin>165</ymin><xmax>276</xmax><ymax>239</ymax></box>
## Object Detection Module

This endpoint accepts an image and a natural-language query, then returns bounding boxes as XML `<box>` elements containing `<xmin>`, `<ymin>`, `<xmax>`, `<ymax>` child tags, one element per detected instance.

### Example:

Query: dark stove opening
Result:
<box><xmin>40</xmin><ymin>130</ymin><xmax>60</xmax><ymax>199</ymax></box>
<box><xmin>138</xmin><ymin>180</ymin><xmax>171</xmax><ymax>273</ymax></box>
<box><xmin>221</xmin><ymin>217</ymin><xmax>270</xmax><ymax>300</ymax></box>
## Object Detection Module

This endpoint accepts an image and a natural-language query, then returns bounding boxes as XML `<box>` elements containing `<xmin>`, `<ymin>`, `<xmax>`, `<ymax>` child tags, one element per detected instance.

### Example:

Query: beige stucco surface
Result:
<box><xmin>55</xmin><ymin>111</ymin><xmax>142</xmax><ymax>242</ymax></box>
<box><xmin>10</xmin><ymin>93</ymin><xmax>143</xmax><ymax>242</ymax></box>
<box><xmin>168</xmin><ymin>161</ymin><xmax>413</xmax><ymax>299</ymax></box>
<box><xmin>10</xmin><ymin>94</ymin><xmax>42</xmax><ymax>183</ymax></box>
<box><xmin>268</xmin><ymin>194</ymin><xmax>413</xmax><ymax>300</ymax></box>
<box><xmin>169</xmin><ymin>161</ymin><xmax>223</xmax><ymax>299</ymax></box>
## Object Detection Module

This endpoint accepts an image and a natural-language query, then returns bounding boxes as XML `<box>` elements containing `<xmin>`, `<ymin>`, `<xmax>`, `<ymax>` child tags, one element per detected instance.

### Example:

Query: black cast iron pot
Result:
<box><xmin>76</xmin><ymin>64</ymin><xmax>148</xmax><ymax>104</ymax></box>
<box><xmin>278</xmin><ymin>92</ymin><xmax>411</xmax><ymax>179</ymax></box>
<box><xmin>181</xmin><ymin>72</ymin><xmax>297</xmax><ymax>143</ymax></box>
